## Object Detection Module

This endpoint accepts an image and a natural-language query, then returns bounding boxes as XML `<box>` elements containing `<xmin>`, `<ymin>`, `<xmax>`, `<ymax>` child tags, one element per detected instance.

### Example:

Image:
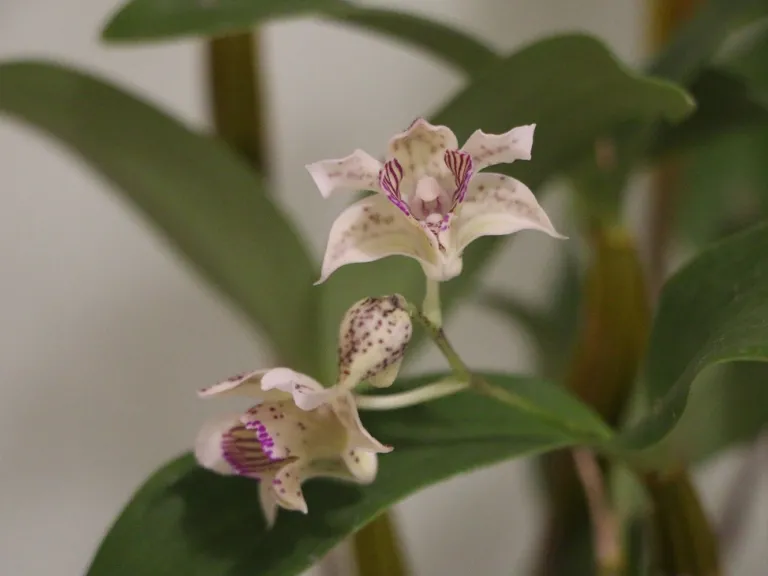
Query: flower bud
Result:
<box><xmin>337</xmin><ymin>294</ymin><xmax>412</xmax><ymax>389</ymax></box>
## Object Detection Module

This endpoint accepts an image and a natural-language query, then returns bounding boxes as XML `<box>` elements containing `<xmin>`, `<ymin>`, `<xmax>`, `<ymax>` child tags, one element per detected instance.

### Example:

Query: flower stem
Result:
<box><xmin>355</xmin><ymin>379</ymin><xmax>469</xmax><ymax>410</ymax></box>
<box><xmin>406</xmin><ymin>301</ymin><xmax>613</xmax><ymax>442</ymax></box>
<box><xmin>422</xmin><ymin>277</ymin><xmax>443</xmax><ymax>327</ymax></box>
<box><xmin>406</xmin><ymin>302</ymin><xmax>470</xmax><ymax>379</ymax></box>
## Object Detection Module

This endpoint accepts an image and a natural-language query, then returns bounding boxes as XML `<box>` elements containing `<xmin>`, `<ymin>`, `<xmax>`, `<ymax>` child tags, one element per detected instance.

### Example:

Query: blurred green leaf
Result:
<box><xmin>87</xmin><ymin>372</ymin><xmax>610</xmax><ymax>576</ymax></box>
<box><xmin>103</xmin><ymin>0</ymin><xmax>500</xmax><ymax>77</ymax></box>
<box><xmin>616</xmin><ymin>221</ymin><xmax>768</xmax><ymax>453</ymax></box>
<box><xmin>647</xmin><ymin>0</ymin><xmax>768</xmax><ymax>84</ymax></box>
<box><xmin>674</xmin><ymin>25</ymin><xmax>768</xmax><ymax>246</ymax></box>
<box><xmin>651</xmin><ymin>68</ymin><xmax>768</xmax><ymax>158</ymax></box>
<box><xmin>0</xmin><ymin>61</ymin><xmax>319</xmax><ymax>373</ymax></box>
<box><xmin>317</xmin><ymin>34</ymin><xmax>694</xmax><ymax>380</ymax></box>
<box><xmin>655</xmin><ymin>361</ymin><xmax>768</xmax><ymax>464</ymax></box>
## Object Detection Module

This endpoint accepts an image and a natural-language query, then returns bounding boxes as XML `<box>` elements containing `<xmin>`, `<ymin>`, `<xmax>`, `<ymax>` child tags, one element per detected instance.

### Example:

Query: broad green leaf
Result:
<box><xmin>617</xmin><ymin>221</ymin><xmax>768</xmax><ymax>453</ymax></box>
<box><xmin>87</xmin><ymin>373</ymin><xmax>611</xmax><ymax>576</ymax></box>
<box><xmin>316</xmin><ymin>34</ymin><xmax>694</xmax><ymax>380</ymax></box>
<box><xmin>103</xmin><ymin>0</ymin><xmax>500</xmax><ymax>77</ymax></box>
<box><xmin>0</xmin><ymin>61</ymin><xmax>319</xmax><ymax>373</ymax></box>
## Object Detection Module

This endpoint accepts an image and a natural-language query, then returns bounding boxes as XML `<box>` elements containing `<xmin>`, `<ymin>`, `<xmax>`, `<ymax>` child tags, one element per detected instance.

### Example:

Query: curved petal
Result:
<box><xmin>454</xmin><ymin>173</ymin><xmax>564</xmax><ymax>253</ymax></box>
<box><xmin>194</xmin><ymin>414</ymin><xmax>291</xmax><ymax>478</ymax></box>
<box><xmin>305</xmin><ymin>149</ymin><xmax>382</xmax><ymax>198</ymax></box>
<box><xmin>197</xmin><ymin>369</ymin><xmax>275</xmax><ymax>399</ymax></box>
<box><xmin>317</xmin><ymin>194</ymin><xmax>439</xmax><ymax>284</ymax></box>
<box><xmin>337</xmin><ymin>295</ymin><xmax>412</xmax><ymax>390</ymax></box>
<box><xmin>388</xmin><ymin>118</ymin><xmax>459</xmax><ymax>180</ymax></box>
<box><xmin>461</xmin><ymin>124</ymin><xmax>535</xmax><ymax>172</ymax></box>
<box><xmin>332</xmin><ymin>394</ymin><xmax>392</xmax><ymax>454</ymax></box>
<box><xmin>260</xmin><ymin>367</ymin><xmax>334</xmax><ymax>411</ymax></box>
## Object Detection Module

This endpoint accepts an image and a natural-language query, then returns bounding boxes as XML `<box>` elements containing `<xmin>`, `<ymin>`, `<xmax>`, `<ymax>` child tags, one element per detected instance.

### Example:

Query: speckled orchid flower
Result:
<box><xmin>307</xmin><ymin>118</ymin><xmax>564</xmax><ymax>283</ymax></box>
<box><xmin>194</xmin><ymin>368</ymin><xmax>391</xmax><ymax>526</ymax></box>
<box><xmin>193</xmin><ymin>296</ymin><xmax>411</xmax><ymax>525</ymax></box>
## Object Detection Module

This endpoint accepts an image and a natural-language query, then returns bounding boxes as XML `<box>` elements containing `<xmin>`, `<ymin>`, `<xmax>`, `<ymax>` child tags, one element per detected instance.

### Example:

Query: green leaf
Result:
<box><xmin>87</xmin><ymin>373</ymin><xmax>611</xmax><ymax>576</ymax></box>
<box><xmin>617</xmin><ymin>221</ymin><xmax>768</xmax><ymax>453</ymax></box>
<box><xmin>103</xmin><ymin>0</ymin><xmax>500</xmax><ymax>77</ymax></box>
<box><xmin>650</xmin><ymin>68</ymin><xmax>768</xmax><ymax>159</ymax></box>
<box><xmin>660</xmin><ymin>361</ymin><xmax>768</xmax><ymax>463</ymax></box>
<box><xmin>316</xmin><ymin>34</ymin><xmax>694</xmax><ymax>380</ymax></box>
<box><xmin>0</xmin><ymin>61</ymin><xmax>319</xmax><ymax>373</ymax></box>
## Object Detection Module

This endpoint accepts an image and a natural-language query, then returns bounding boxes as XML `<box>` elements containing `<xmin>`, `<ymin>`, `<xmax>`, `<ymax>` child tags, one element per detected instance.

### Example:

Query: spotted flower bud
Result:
<box><xmin>337</xmin><ymin>294</ymin><xmax>413</xmax><ymax>389</ymax></box>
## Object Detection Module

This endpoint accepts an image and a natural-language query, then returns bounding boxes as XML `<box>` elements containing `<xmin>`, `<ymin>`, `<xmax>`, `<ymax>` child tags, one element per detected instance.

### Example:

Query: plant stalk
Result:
<box><xmin>206</xmin><ymin>31</ymin><xmax>269</xmax><ymax>173</ymax></box>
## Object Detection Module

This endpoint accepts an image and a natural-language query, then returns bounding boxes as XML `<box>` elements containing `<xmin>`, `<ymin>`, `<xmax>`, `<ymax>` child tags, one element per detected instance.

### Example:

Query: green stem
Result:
<box><xmin>422</xmin><ymin>277</ymin><xmax>443</xmax><ymax>327</ymax></box>
<box><xmin>206</xmin><ymin>30</ymin><xmax>269</xmax><ymax>173</ymax></box>
<box><xmin>407</xmin><ymin>301</ymin><xmax>613</xmax><ymax>442</ymax></box>
<box><xmin>355</xmin><ymin>378</ymin><xmax>468</xmax><ymax>410</ymax></box>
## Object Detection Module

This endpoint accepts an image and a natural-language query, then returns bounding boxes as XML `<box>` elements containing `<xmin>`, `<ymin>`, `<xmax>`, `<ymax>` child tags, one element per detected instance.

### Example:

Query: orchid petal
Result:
<box><xmin>454</xmin><ymin>173</ymin><xmax>564</xmax><ymax>253</ymax></box>
<box><xmin>332</xmin><ymin>394</ymin><xmax>392</xmax><ymax>454</ymax></box>
<box><xmin>260</xmin><ymin>367</ymin><xmax>335</xmax><ymax>411</ymax></box>
<box><xmin>388</xmin><ymin>118</ymin><xmax>459</xmax><ymax>181</ymax></box>
<box><xmin>305</xmin><ymin>149</ymin><xmax>382</xmax><ymax>198</ymax></box>
<box><xmin>316</xmin><ymin>193</ymin><xmax>439</xmax><ymax>284</ymax></box>
<box><xmin>269</xmin><ymin>461</ymin><xmax>310</xmax><ymax>514</ymax></box>
<box><xmin>197</xmin><ymin>369</ymin><xmax>275</xmax><ymax>399</ymax></box>
<box><xmin>337</xmin><ymin>295</ymin><xmax>412</xmax><ymax>390</ymax></box>
<box><xmin>461</xmin><ymin>124</ymin><xmax>535</xmax><ymax>172</ymax></box>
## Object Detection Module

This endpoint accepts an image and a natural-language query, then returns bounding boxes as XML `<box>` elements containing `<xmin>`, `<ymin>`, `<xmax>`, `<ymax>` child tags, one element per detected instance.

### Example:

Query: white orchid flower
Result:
<box><xmin>194</xmin><ymin>368</ymin><xmax>391</xmax><ymax>527</ymax></box>
<box><xmin>307</xmin><ymin>118</ymin><xmax>564</xmax><ymax>283</ymax></box>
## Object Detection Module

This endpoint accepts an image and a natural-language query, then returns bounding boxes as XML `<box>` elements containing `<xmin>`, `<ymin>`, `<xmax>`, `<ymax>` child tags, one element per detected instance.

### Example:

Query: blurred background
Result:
<box><xmin>1</xmin><ymin>0</ymin><xmax>766</xmax><ymax>574</ymax></box>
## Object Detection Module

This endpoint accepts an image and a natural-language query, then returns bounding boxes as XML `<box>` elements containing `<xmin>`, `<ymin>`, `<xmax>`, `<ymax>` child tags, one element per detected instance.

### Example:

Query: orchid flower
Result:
<box><xmin>194</xmin><ymin>296</ymin><xmax>412</xmax><ymax>524</ymax></box>
<box><xmin>307</xmin><ymin>118</ymin><xmax>564</xmax><ymax>283</ymax></box>
<box><xmin>194</xmin><ymin>368</ymin><xmax>391</xmax><ymax>526</ymax></box>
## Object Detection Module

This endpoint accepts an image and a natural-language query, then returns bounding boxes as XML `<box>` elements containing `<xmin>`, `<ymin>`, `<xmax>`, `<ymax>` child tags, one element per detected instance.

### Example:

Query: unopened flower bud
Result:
<box><xmin>337</xmin><ymin>294</ymin><xmax>412</xmax><ymax>389</ymax></box>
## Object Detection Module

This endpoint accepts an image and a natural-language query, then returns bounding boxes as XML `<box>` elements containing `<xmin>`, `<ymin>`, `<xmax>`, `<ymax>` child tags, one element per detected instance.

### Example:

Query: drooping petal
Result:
<box><xmin>461</xmin><ymin>124</ymin><xmax>535</xmax><ymax>172</ymax></box>
<box><xmin>316</xmin><ymin>193</ymin><xmax>439</xmax><ymax>284</ymax></box>
<box><xmin>387</xmin><ymin>118</ymin><xmax>459</xmax><ymax>181</ymax></box>
<box><xmin>260</xmin><ymin>367</ymin><xmax>335</xmax><ymax>411</ymax></box>
<box><xmin>305</xmin><ymin>149</ymin><xmax>382</xmax><ymax>198</ymax></box>
<box><xmin>268</xmin><ymin>461</ymin><xmax>310</xmax><ymax>514</ymax></box>
<box><xmin>195</xmin><ymin>414</ymin><xmax>292</xmax><ymax>478</ymax></box>
<box><xmin>332</xmin><ymin>394</ymin><xmax>392</xmax><ymax>454</ymax></box>
<box><xmin>337</xmin><ymin>295</ymin><xmax>412</xmax><ymax>390</ymax></box>
<box><xmin>453</xmin><ymin>173</ymin><xmax>564</xmax><ymax>254</ymax></box>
